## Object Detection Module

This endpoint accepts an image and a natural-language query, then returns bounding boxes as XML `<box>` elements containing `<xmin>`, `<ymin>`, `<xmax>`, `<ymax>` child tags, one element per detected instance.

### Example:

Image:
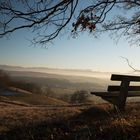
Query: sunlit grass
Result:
<box><xmin>0</xmin><ymin>102</ymin><xmax>139</xmax><ymax>140</ymax></box>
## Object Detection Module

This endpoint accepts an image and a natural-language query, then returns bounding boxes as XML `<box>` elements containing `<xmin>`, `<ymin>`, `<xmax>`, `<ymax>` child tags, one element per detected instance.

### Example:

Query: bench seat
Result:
<box><xmin>91</xmin><ymin>91</ymin><xmax>140</xmax><ymax>97</ymax></box>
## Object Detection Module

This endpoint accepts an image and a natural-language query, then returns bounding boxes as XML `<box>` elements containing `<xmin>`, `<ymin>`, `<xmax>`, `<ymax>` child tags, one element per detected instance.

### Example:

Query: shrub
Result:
<box><xmin>0</xmin><ymin>70</ymin><xmax>11</xmax><ymax>89</ymax></box>
<box><xmin>70</xmin><ymin>90</ymin><xmax>89</xmax><ymax>103</ymax></box>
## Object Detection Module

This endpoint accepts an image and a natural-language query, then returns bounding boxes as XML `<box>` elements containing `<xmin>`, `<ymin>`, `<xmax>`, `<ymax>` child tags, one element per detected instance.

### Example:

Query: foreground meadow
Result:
<box><xmin>0</xmin><ymin>101</ymin><xmax>139</xmax><ymax>140</ymax></box>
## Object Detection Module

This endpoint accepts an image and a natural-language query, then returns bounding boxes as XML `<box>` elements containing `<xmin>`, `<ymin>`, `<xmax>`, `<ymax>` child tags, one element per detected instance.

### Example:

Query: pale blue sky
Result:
<box><xmin>0</xmin><ymin>28</ymin><xmax>140</xmax><ymax>73</ymax></box>
<box><xmin>0</xmin><ymin>1</ymin><xmax>140</xmax><ymax>73</ymax></box>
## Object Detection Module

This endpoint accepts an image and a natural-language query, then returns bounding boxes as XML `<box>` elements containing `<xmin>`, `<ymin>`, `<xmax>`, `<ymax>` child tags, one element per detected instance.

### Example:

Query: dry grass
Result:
<box><xmin>0</xmin><ymin>87</ymin><xmax>69</xmax><ymax>106</ymax></box>
<box><xmin>0</xmin><ymin>102</ymin><xmax>80</xmax><ymax>134</ymax></box>
<box><xmin>0</xmin><ymin>101</ymin><xmax>139</xmax><ymax>140</ymax></box>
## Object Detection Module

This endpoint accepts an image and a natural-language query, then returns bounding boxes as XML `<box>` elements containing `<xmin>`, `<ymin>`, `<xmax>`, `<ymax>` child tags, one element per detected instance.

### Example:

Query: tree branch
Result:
<box><xmin>121</xmin><ymin>56</ymin><xmax>140</xmax><ymax>72</ymax></box>
<box><xmin>0</xmin><ymin>0</ymin><xmax>139</xmax><ymax>46</ymax></box>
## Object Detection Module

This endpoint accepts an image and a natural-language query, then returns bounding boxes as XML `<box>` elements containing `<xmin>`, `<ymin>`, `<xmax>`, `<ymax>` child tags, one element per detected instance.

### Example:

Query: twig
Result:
<box><xmin>120</xmin><ymin>56</ymin><xmax>140</xmax><ymax>72</ymax></box>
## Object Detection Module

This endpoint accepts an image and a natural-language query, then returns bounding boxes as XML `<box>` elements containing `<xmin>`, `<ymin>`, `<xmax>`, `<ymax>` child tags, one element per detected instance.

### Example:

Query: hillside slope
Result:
<box><xmin>0</xmin><ymin>87</ymin><xmax>69</xmax><ymax>106</ymax></box>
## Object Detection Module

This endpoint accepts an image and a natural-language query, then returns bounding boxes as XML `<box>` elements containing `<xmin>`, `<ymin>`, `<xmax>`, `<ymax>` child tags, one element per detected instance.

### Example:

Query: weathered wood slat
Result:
<box><xmin>91</xmin><ymin>92</ymin><xmax>118</xmax><ymax>97</ymax></box>
<box><xmin>108</xmin><ymin>85</ymin><xmax>140</xmax><ymax>91</ymax></box>
<box><xmin>111</xmin><ymin>74</ymin><xmax>140</xmax><ymax>81</ymax></box>
<box><xmin>91</xmin><ymin>91</ymin><xmax>140</xmax><ymax>97</ymax></box>
<box><xmin>123</xmin><ymin>91</ymin><xmax>140</xmax><ymax>96</ymax></box>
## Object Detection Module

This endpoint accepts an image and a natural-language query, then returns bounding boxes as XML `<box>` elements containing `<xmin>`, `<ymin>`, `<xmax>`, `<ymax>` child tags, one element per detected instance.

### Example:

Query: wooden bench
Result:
<box><xmin>91</xmin><ymin>74</ymin><xmax>140</xmax><ymax>111</ymax></box>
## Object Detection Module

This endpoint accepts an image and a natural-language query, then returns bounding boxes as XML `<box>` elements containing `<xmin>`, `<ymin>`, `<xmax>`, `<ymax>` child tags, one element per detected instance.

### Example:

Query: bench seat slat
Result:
<box><xmin>108</xmin><ymin>85</ymin><xmax>140</xmax><ymax>91</ymax></box>
<box><xmin>91</xmin><ymin>91</ymin><xmax>140</xmax><ymax>97</ymax></box>
<box><xmin>111</xmin><ymin>74</ymin><xmax>140</xmax><ymax>81</ymax></box>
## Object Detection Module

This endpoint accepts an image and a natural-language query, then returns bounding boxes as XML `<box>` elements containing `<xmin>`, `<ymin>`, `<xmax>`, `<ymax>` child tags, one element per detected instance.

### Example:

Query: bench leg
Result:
<box><xmin>117</xmin><ymin>80</ymin><xmax>129</xmax><ymax>111</ymax></box>
<box><xmin>116</xmin><ymin>101</ymin><xmax>126</xmax><ymax>111</ymax></box>
<box><xmin>116</xmin><ymin>92</ymin><xmax>128</xmax><ymax>111</ymax></box>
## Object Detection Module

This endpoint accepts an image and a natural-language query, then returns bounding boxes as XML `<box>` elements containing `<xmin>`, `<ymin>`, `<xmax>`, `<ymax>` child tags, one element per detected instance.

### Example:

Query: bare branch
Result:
<box><xmin>120</xmin><ymin>56</ymin><xmax>140</xmax><ymax>72</ymax></box>
<box><xmin>0</xmin><ymin>0</ymin><xmax>140</xmax><ymax>46</ymax></box>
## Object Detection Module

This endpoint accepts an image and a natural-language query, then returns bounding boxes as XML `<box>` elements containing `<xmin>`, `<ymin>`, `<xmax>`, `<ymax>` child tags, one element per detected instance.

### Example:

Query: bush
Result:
<box><xmin>0</xmin><ymin>70</ymin><xmax>11</xmax><ymax>89</ymax></box>
<box><xmin>70</xmin><ymin>90</ymin><xmax>89</xmax><ymax>103</ymax></box>
<box><xmin>42</xmin><ymin>87</ymin><xmax>55</xmax><ymax>97</ymax></box>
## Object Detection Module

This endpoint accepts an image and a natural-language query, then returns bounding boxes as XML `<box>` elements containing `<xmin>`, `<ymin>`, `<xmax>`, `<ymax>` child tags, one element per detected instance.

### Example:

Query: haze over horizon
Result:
<box><xmin>0</xmin><ymin>64</ymin><xmax>140</xmax><ymax>79</ymax></box>
<box><xmin>0</xmin><ymin>63</ymin><xmax>134</xmax><ymax>73</ymax></box>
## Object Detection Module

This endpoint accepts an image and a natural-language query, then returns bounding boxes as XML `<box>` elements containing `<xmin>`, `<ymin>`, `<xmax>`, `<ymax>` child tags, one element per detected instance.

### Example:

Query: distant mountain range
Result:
<box><xmin>0</xmin><ymin>64</ymin><xmax>111</xmax><ymax>78</ymax></box>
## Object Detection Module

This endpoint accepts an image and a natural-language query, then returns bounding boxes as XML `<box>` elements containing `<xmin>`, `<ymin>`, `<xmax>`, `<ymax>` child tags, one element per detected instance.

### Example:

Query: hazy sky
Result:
<box><xmin>0</xmin><ymin>2</ymin><xmax>140</xmax><ymax>73</ymax></box>
<box><xmin>0</xmin><ymin>29</ymin><xmax>140</xmax><ymax>73</ymax></box>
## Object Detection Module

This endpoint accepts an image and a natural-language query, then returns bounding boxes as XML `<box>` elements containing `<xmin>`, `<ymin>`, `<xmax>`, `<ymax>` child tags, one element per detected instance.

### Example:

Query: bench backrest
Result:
<box><xmin>107</xmin><ymin>74</ymin><xmax>140</xmax><ymax>92</ymax></box>
<box><xmin>110</xmin><ymin>74</ymin><xmax>140</xmax><ymax>81</ymax></box>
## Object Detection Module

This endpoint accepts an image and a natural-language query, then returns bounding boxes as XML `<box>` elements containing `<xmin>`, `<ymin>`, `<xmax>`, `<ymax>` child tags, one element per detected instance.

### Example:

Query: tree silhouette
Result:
<box><xmin>0</xmin><ymin>0</ymin><xmax>139</xmax><ymax>46</ymax></box>
<box><xmin>0</xmin><ymin>70</ymin><xmax>11</xmax><ymax>89</ymax></box>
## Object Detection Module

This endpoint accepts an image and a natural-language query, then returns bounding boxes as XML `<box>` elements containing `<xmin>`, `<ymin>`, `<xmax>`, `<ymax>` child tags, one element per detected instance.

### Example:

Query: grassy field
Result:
<box><xmin>0</xmin><ymin>101</ymin><xmax>139</xmax><ymax>140</ymax></box>
<box><xmin>0</xmin><ymin>71</ymin><xmax>139</xmax><ymax>139</ymax></box>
